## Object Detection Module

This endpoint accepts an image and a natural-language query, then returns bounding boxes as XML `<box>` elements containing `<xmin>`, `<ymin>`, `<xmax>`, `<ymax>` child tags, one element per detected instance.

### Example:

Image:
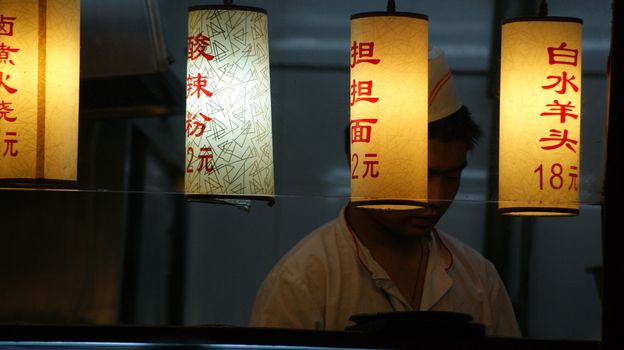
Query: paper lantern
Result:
<box><xmin>0</xmin><ymin>0</ymin><xmax>80</xmax><ymax>188</ymax></box>
<box><xmin>349</xmin><ymin>12</ymin><xmax>428</xmax><ymax>210</ymax></box>
<box><xmin>185</xmin><ymin>5</ymin><xmax>274</xmax><ymax>204</ymax></box>
<box><xmin>499</xmin><ymin>17</ymin><xmax>582</xmax><ymax>216</ymax></box>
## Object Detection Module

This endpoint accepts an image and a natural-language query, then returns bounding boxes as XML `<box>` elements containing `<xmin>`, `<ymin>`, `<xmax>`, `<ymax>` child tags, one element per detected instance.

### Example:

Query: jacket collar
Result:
<box><xmin>420</xmin><ymin>228</ymin><xmax>454</xmax><ymax>310</ymax></box>
<box><xmin>340</xmin><ymin>206</ymin><xmax>455</xmax><ymax>310</ymax></box>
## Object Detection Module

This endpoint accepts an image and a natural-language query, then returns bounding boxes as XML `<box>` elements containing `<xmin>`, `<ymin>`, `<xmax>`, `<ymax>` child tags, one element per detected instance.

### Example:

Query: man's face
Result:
<box><xmin>362</xmin><ymin>138</ymin><xmax>468</xmax><ymax>239</ymax></box>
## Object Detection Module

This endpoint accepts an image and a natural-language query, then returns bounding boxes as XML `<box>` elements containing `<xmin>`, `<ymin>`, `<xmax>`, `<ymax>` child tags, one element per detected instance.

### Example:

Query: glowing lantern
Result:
<box><xmin>499</xmin><ymin>17</ymin><xmax>582</xmax><ymax>216</ymax></box>
<box><xmin>185</xmin><ymin>5</ymin><xmax>274</xmax><ymax>204</ymax></box>
<box><xmin>0</xmin><ymin>0</ymin><xmax>80</xmax><ymax>187</ymax></box>
<box><xmin>349</xmin><ymin>12</ymin><xmax>428</xmax><ymax>210</ymax></box>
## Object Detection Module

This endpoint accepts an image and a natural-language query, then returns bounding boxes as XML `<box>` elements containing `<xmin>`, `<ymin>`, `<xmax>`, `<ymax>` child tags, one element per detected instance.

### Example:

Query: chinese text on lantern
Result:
<box><xmin>350</xmin><ymin>41</ymin><xmax>381</xmax><ymax>179</ymax></box>
<box><xmin>186</xmin><ymin>32</ymin><xmax>215</xmax><ymax>174</ymax></box>
<box><xmin>0</xmin><ymin>14</ymin><xmax>19</xmax><ymax>159</ymax></box>
<box><xmin>536</xmin><ymin>42</ymin><xmax>580</xmax><ymax>191</ymax></box>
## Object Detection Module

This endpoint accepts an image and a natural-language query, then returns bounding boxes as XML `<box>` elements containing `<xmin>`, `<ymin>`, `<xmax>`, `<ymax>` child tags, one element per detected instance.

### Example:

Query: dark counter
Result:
<box><xmin>0</xmin><ymin>325</ymin><xmax>601</xmax><ymax>350</ymax></box>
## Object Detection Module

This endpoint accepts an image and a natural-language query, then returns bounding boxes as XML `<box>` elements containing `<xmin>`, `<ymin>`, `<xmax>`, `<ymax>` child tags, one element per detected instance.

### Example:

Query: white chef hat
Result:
<box><xmin>428</xmin><ymin>47</ymin><xmax>462</xmax><ymax>122</ymax></box>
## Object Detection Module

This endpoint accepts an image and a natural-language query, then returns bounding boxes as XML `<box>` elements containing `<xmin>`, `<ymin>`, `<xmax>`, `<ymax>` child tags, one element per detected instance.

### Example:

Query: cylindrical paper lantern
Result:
<box><xmin>0</xmin><ymin>0</ymin><xmax>80</xmax><ymax>188</ymax></box>
<box><xmin>350</xmin><ymin>12</ymin><xmax>428</xmax><ymax>210</ymax></box>
<box><xmin>499</xmin><ymin>17</ymin><xmax>582</xmax><ymax>216</ymax></box>
<box><xmin>185</xmin><ymin>5</ymin><xmax>274</xmax><ymax>203</ymax></box>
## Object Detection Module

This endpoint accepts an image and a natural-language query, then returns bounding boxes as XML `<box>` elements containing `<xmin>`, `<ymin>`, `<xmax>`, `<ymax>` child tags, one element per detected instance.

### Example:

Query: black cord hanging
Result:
<box><xmin>538</xmin><ymin>0</ymin><xmax>548</xmax><ymax>16</ymax></box>
<box><xmin>387</xmin><ymin>0</ymin><xmax>396</xmax><ymax>13</ymax></box>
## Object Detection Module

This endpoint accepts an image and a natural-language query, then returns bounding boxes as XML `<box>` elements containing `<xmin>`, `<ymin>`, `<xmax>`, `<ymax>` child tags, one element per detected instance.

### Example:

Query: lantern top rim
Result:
<box><xmin>351</xmin><ymin>12</ymin><xmax>428</xmax><ymax>21</ymax></box>
<box><xmin>188</xmin><ymin>5</ymin><xmax>267</xmax><ymax>14</ymax></box>
<box><xmin>503</xmin><ymin>16</ymin><xmax>582</xmax><ymax>25</ymax></box>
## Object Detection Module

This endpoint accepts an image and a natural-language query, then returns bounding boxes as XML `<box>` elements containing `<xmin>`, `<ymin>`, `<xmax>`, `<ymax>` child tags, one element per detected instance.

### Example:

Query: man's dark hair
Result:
<box><xmin>345</xmin><ymin>105</ymin><xmax>482</xmax><ymax>157</ymax></box>
<box><xmin>429</xmin><ymin>105</ymin><xmax>482</xmax><ymax>151</ymax></box>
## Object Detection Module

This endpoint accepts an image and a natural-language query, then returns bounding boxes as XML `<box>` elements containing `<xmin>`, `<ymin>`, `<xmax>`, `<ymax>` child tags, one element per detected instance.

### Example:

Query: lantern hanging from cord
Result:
<box><xmin>0</xmin><ymin>0</ymin><xmax>80</xmax><ymax>188</ymax></box>
<box><xmin>499</xmin><ymin>9</ymin><xmax>583</xmax><ymax>216</ymax></box>
<box><xmin>349</xmin><ymin>1</ymin><xmax>428</xmax><ymax>210</ymax></box>
<box><xmin>185</xmin><ymin>2</ymin><xmax>275</xmax><ymax>204</ymax></box>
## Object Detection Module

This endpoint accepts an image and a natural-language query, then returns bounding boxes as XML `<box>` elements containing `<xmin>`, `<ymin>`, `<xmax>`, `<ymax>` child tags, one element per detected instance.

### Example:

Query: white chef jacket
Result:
<box><xmin>249</xmin><ymin>207</ymin><xmax>521</xmax><ymax>337</ymax></box>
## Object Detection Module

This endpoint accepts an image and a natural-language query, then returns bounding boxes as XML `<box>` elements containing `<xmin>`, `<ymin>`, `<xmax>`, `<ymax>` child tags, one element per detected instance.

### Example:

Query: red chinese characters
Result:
<box><xmin>3</xmin><ymin>130</ymin><xmax>17</xmax><ymax>156</ymax></box>
<box><xmin>0</xmin><ymin>42</ymin><xmax>18</xmax><ymax>65</ymax></box>
<box><xmin>350</xmin><ymin>118</ymin><xmax>380</xmax><ymax>179</ymax></box>
<box><xmin>547</xmin><ymin>42</ymin><xmax>578</xmax><ymax>66</ymax></box>
<box><xmin>186</xmin><ymin>73</ymin><xmax>213</xmax><ymax>98</ymax></box>
<box><xmin>351</xmin><ymin>41</ymin><xmax>382</xmax><ymax>179</ymax></box>
<box><xmin>362</xmin><ymin>153</ymin><xmax>379</xmax><ymax>178</ymax></box>
<box><xmin>350</xmin><ymin>80</ymin><xmax>379</xmax><ymax>106</ymax></box>
<box><xmin>535</xmin><ymin>41</ymin><xmax>580</xmax><ymax>191</ymax></box>
<box><xmin>186</xmin><ymin>31</ymin><xmax>217</xmax><ymax>174</ymax></box>
<box><xmin>539</xmin><ymin>99</ymin><xmax>578</xmax><ymax>123</ymax></box>
<box><xmin>350</xmin><ymin>41</ymin><xmax>381</xmax><ymax>68</ymax></box>
<box><xmin>196</xmin><ymin>147</ymin><xmax>214</xmax><ymax>173</ymax></box>
<box><xmin>187</xmin><ymin>32</ymin><xmax>215</xmax><ymax>61</ymax></box>
<box><xmin>350</xmin><ymin>118</ymin><xmax>377</xmax><ymax>144</ymax></box>
<box><xmin>0</xmin><ymin>13</ymin><xmax>18</xmax><ymax>159</ymax></box>
<box><xmin>533</xmin><ymin>163</ymin><xmax>578</xmax><ymax>191</ymax></box>
<box><xmin>539</xmin><ymin>129</ymin><xmax>578</xmax><ymax>153</ymax></box>
<box><xmin>0</xmin><ymin>100</ymin><xmax>15</xmax><ymax>122</ymax></box>
<box><xmin>0</xmin><ymin>15</ymin><xmax>16</xmax><ymax>36</ymax></box>
<box><xmin>186</xmin><ymin>111</ymin><xmax>212</xmax><ymax>137</ymax></box>
<box><xmin>542</xmin><ymin>71</ymin><xmax>579</xmax><ymax>94</ymax></box>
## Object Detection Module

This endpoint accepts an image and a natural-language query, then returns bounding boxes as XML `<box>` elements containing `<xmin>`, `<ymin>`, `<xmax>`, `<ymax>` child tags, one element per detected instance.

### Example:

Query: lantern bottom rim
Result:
<box><xmin>498</xmin><ymin>206</ymin><xmax>579</xmax><ymax>217</ymax></box>
<box><xmin>350</xmin><ymin>199</ymin><xmax>428</xmax><ymax>211</ymax></box>
<box><xmin>185</xmin><ymin>193</ymin><xmax>275</xmax><ymax>207</ymax></box>
<box><xmin>0</xmin><ymin>178</ymin><xmax>77</xmax><ymax>190</ymax></box>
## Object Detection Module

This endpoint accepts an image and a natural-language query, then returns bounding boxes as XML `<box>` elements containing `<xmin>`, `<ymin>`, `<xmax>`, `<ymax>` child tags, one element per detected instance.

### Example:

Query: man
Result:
<box><xmin>249</xmin><ymin>48</ymin><xmax>521</xmax><ymax>337</ymax></box>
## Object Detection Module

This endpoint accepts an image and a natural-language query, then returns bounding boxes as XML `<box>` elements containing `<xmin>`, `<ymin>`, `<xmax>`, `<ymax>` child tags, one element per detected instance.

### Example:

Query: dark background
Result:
<box><xmin>0</xmin><ymin>0</ymin><xmax>610</xmax><ymax>341</ymax></box>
